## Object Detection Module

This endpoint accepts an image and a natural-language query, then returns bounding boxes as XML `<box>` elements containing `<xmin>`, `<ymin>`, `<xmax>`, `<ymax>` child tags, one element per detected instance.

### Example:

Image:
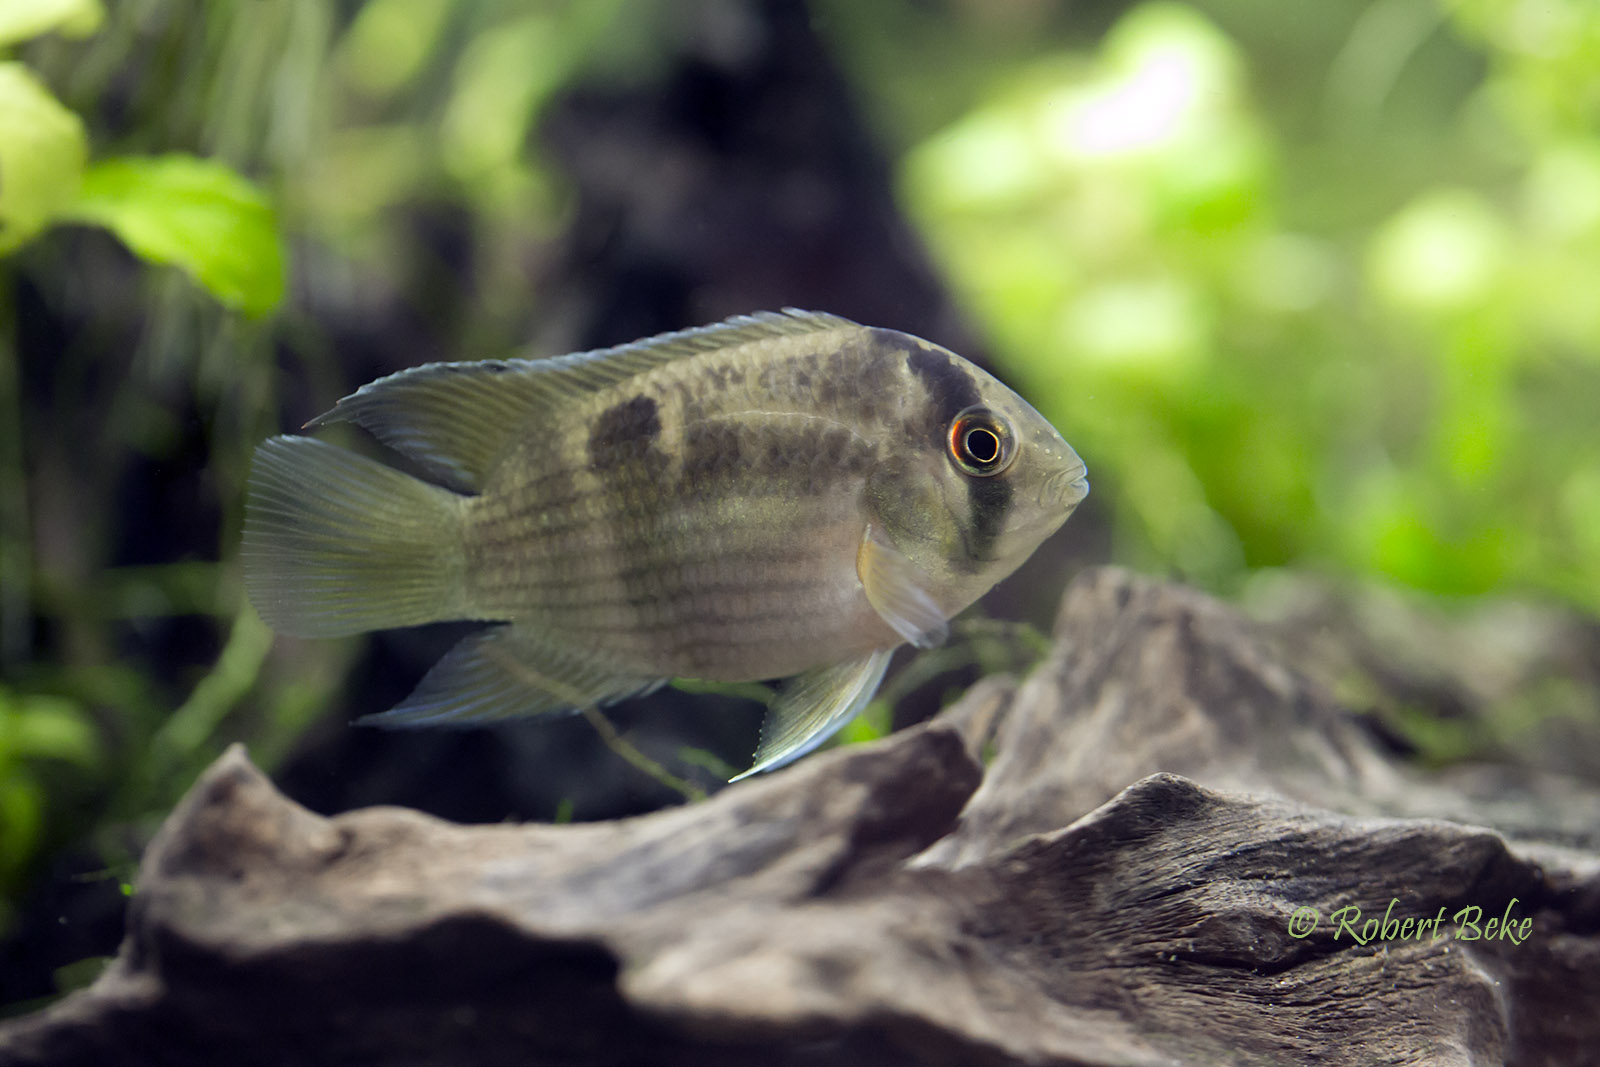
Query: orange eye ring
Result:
<box><xmin>947</xmin><ymin>406</ymin><xmax>1015</xmax><ymax>477</ymax></box>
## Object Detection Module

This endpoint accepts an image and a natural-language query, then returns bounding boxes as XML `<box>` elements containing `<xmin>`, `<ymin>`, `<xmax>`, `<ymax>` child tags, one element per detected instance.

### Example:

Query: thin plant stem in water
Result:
<box><xmin>579</xmin><ymin>706</ymin><xmax>707</xmax><ymax>803</ymax></box>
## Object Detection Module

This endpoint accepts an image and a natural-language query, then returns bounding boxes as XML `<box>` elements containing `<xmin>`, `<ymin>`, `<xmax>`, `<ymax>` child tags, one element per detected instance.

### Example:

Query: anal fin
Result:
<box><xmin>731</xmin><ymin>649</ymin><xmax>894</xmax><ymax>781</ymax></box>
<box><xmin>360</xmin><ymin>625</ymin><xmax>663</xmax><ymax>728</ymax></box>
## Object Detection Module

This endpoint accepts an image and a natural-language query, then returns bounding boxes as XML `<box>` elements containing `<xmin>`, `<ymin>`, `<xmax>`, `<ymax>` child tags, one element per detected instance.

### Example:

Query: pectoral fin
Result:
<box><xmin>360</xmin><ymin>625</ymin><xmax>664</xmax><ymax>727</ymax></box>
<box><xmin>731</xmin><ymin>649</ymin><xmax>894</xmax><ymax>781</ymax></box>
<box><xmin>857</xmin><ymin>524</ymin><xmax>950</xmax><ymax>649</ymax></box>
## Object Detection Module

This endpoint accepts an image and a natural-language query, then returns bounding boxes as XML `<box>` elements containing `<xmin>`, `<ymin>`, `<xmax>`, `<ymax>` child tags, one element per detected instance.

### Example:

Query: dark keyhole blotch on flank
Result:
<box><xmin>589</xmin><ymin>395</ymin><xmax>662</xmax><ymax>471</ymax></box>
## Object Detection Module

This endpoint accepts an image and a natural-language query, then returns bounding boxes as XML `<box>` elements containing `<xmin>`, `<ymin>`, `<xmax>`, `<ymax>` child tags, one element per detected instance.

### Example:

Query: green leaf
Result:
<box><xmin>52</xmin><ymin>956</ymin><xmax>112</xmax><ymax>995</ymax></box>
<box><xmin>13</xmin><ymin>696</ymin><xmax>99</xmax><ymax>766</ymax></box>
<box><xmin>0</xmin><ymin>776</ymin><xmax>41</xmax><ymax>882</ymax></box>
<box><xmin>0</xmin><ymin>0</ymin><xmax>103</xmax><ymax>47</ymax></box>
<box><xmin>0</xmin><ymin>62</ymin><xmax>87</xmax><ymax>254</ymax></box>
<box><xmin>63</xmin><ymin>154</ymin><xmax>286</xmax><ymax>317</ymax></box>
<box><xmin>836</xmin><ymin>699</ymin><xmax>891</xmax><ymax>746</ymax></box>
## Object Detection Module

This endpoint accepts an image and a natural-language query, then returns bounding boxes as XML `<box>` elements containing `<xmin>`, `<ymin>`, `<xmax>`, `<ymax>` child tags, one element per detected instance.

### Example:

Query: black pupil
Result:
<box><xmin>964</xmin><ymin>426</ymin><xmax>1001</xmax><ymax>465</ymax></box>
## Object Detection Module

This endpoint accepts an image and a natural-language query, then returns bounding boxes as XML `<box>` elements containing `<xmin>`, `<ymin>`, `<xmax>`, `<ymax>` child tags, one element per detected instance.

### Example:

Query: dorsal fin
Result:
<box><xmin>306</xmin><ymin>309</ymin><xmax>859</xmax><ymax>492</ymax></box>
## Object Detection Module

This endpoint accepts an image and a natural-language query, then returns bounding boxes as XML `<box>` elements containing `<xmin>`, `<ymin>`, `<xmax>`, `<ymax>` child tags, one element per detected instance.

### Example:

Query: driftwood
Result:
<box><xmin>3</xmin><ymin>568</ymin><xmax>1597</xmax><ymax>1066</ymax></box>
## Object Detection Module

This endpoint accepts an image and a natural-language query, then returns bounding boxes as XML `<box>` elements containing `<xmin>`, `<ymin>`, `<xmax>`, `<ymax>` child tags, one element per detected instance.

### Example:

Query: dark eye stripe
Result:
<box><xmin>965</xmin><ymin>478</ymin><xmax>1013</xmax><ymax>566</ymax></box>
<box><xmin>905</xmin><ymin>343</ymin><xmax>980</xmax><ymax>447</ymax></box>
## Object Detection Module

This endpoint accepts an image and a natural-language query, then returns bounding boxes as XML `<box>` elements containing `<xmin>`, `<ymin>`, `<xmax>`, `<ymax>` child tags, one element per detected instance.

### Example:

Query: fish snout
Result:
<box><xmin>1042</xmin><ymin>461</ymin><xmax>1090</xmax><ymax>512</ymax></box>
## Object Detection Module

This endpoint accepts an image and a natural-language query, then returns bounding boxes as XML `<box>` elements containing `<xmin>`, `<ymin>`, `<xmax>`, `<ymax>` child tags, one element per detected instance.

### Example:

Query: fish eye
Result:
<box><xmin>947</xmin><ymin>406</ymin><xmax>1015</xmax><ymax>477</ymax></box>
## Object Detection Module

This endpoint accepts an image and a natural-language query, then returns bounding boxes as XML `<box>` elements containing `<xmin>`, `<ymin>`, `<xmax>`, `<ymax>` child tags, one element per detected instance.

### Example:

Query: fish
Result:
<box><xmin>242</xmin><ymin>310</ymin><xmax>1088</xmax><ymax>780</ymax></box>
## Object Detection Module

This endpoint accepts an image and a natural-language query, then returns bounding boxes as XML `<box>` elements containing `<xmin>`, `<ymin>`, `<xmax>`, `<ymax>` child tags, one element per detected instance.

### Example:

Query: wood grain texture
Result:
<box><xmin>4</xmin><ymin>567</ymin><xmax>1596</xmax><ymax>1066</ymax></box>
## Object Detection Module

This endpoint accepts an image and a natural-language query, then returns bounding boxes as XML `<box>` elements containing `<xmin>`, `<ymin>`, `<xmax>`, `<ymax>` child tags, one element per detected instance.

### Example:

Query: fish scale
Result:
<box><xmin>243</xmin><ymin>309</ymin><xmax>1088</xmax><ymax>778</ymax></box>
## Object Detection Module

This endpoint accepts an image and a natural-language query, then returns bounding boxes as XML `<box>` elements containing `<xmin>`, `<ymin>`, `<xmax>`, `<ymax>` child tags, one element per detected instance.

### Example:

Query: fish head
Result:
<box><xmin>866</xmin><ymin>344</ymin><xmax>1088</xmax><ymax>617</ymax></box>
<box><xmin>934</xmin><ymin>373</ymin><xmax>1089</xmax><ymax>572</ymax></box>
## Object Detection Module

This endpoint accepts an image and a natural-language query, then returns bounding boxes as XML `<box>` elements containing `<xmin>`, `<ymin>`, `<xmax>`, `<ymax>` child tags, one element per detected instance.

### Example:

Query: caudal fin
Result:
<box><xmin>243</xmin><ymin>436</ymin><xmax>468</xmax><ymax>637</ymax></box>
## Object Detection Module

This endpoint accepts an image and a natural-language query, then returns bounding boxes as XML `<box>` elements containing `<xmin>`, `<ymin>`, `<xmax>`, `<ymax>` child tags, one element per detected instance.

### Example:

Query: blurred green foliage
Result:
<box><xmin>0</xmin><ymin>3</ymin><xmax>284</xmax><ymax>305</ymax></box>
<box><xmin>0</xmin><ymin>0</ymin><xmax>289</xmax><ymax>930</ymax></box>
<box><xmin>0</xmin><ymin>687</ymin><xmax>100</xmax><ymax>928</ymax></box>
<box><xmin>65</xmin><ymin>155</ymin><xmax>284</xmax><ymax>316</ymax></box>
<box><xmin>877</xmin><ymin>0</ymin><xmax>1600</xmax><ymax>608</ymax></box>
<box><xmin>0</xmin><ymin>62</ymin><xmax>87</xmax><ymax>253</ymax></box>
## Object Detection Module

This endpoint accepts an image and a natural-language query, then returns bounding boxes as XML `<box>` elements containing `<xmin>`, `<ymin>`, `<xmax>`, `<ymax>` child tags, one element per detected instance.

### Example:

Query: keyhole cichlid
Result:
<box><xmin>243</xmin><ymin>310</ymin><xmax>1088</xmax><ymax>780</ymax></box>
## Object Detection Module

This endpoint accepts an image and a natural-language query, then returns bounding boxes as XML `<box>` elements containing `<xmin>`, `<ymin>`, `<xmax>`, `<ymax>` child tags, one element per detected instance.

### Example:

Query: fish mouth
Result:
<box><xmin>1043</xmin><ymin>462</ymin><xmax>1090</xmax><ymax>511</ymax></box>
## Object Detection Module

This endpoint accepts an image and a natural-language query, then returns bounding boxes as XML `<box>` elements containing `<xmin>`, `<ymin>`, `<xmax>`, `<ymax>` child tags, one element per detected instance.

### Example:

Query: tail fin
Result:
<box><xmin>243</xmin><ymin>436</ymin><xmax>469</xmax><ymax>637</ymax></box>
